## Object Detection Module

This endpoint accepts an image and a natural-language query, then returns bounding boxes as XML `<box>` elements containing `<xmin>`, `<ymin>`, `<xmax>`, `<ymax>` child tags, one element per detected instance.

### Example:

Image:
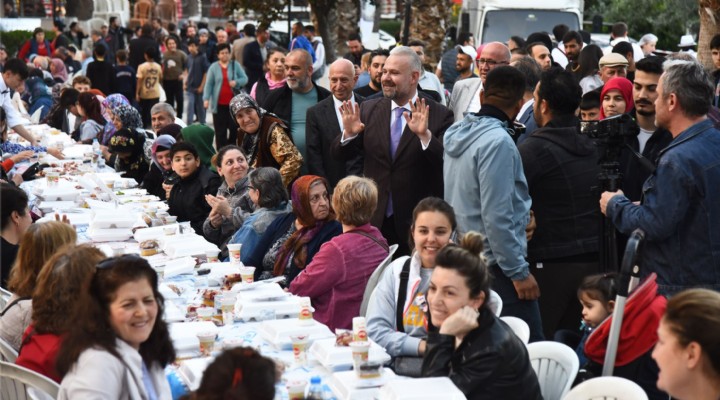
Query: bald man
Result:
<box><xmin>306</xmin><ymin>59</ymin><xmax>365</xmax><ymax>188</ymax></box>
<box><xmin>264</xmin><ymin>49</ymin><xmax>331</xmax><ymax>170</ymax></box>
<box><xmin>448</xmin><ymin>42</ymin><xmax>511</xmax><ymax>122</ymax></box>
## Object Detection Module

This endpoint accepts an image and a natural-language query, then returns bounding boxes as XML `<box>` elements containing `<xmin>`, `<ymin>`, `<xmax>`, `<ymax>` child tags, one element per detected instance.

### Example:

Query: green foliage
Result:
<box><xmin>224</xmin><ymin>0</ymin><xmax>289</xmax><ymax>28</ymax></box>
<box><xmin>0</xmin><ymin>30</ymin><xmax>56</xmax><ymax>58</ymax></box>
<box><xmin>585</xmin><ymin>0</ymin><xmax>698</xmax><ymax>51</ymax></box>
<box><xmin>380</xmin><ymin>20</ymin><xmax>401</xmax><ymax>38</ymax></box>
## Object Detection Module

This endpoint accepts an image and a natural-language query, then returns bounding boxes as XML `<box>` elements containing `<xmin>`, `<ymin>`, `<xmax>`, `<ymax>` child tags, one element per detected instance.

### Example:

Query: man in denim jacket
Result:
<box><xmin>600</xmin><ymin>60</ymin><xmax>720</xmax><ymax>296</ymax></box>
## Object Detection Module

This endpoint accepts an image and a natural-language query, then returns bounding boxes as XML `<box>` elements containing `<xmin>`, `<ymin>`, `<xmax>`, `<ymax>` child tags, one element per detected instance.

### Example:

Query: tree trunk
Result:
<box><xmin>400</xmin><ymin>0</ymin><xmax>450</xmax><ymax>68</ymax></box>
<box><xmin>66</xmin><ymin>0</ymin><xmax>94</xmax><ymax>19</ymax></box>
<box><xmin>698</xmin><ymin>0</ymin><xmax>720</xmax><ymax>70</ymax></box>
<box><xmin>310</xmin><ymin>0</ymin><xmax>338</xmax><ymax>63</ymax></box>
<box><xmin>333</xmin><ymin>0</ymin><xmax>361</xmax><ymax>62</ymax></box>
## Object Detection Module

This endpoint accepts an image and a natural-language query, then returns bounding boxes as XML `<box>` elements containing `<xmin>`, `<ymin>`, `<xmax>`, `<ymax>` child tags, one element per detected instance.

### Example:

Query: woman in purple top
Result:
<box><xmin>290</xmin><ymin>176</ymin><xmax>389</xmax><ymax>331</ymax></box>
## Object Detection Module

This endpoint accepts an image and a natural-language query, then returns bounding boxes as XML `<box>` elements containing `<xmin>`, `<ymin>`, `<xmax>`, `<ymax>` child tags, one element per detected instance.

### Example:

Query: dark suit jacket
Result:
<box><xmin>263</xmin><ymin>83</ymin><xmax>332</xmax><ymax>127</ymax></box>
<box><xmin>128</xmin><ymin>35</ymin><xmax>159</xmax><ymax>70</ymax></box>
<box><xmin>243</xmin><ymin>40</ymin><xmax>264</xmax><ymax>91</ymax></box>
<box><xmin>306</xmin><ymin>94</ymin><xmax>365</xmax><ymax>189</ymax></box>
<box><xmin>516</xmin><ymin>101</ymin><xmax>539</xmax><ymax>144</ymax></box>
<box><xmin>331</xmin><ymin>96</ymin><xmax>454</xmax><ymax>239</ymax></box>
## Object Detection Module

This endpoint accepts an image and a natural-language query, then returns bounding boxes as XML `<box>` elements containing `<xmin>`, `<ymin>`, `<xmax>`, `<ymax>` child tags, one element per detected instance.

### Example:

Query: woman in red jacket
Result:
<box><xmin>17</xmin><ymin>28</ymin><xmax>53</xmax><ymax>62</ymax></box>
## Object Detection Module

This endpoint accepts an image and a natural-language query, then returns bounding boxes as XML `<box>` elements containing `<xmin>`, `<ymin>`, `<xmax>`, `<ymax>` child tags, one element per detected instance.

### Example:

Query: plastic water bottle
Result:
<box><xmin>306</xmin><ymin>376</ymin><xmax>325</xmax><ymax>400</ymax></box>
<box><xmin>92</xmin><ymin>138</ymin><xmax>101</xmax><ymax>168</ymax></box>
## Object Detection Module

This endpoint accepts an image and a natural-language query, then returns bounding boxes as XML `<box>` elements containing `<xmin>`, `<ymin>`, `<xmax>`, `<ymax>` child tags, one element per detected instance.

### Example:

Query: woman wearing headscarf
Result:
<box><xmin>141</xmin><ymin>134</ymin><xmax>176</xmax><ymax>199</ymax></box>
<box><xmin>230</xmin><ymin>93</ymin><xmax>302</xmax><ymax>187</ymax></box>
<box><xmin>49</xmin><ymin>58</ymin><xmax>68</xmax><ymax>85</ymax></box>
<box><xmin>180</xmin><ymin>124</ymin><xmax>217</xmax><ymax>170</ymax></box>
<box><xmin>108</xmin><ymin>128</ymin><xmax>149</xmax><ymax>184</ymax></box>
<box><xmin>600</xmin><ymin>77</ymin><xmax>634</xmax><ymax>120</ymax></box>
<box><xmin>246</xmin><ymin>175</ymin><xmax>342</xmax><ymax>286</ymax></box>
<box><xmin>100</xmin><ymin>94</ymin><xmax>130</xmax><ymax>145</ymax></box>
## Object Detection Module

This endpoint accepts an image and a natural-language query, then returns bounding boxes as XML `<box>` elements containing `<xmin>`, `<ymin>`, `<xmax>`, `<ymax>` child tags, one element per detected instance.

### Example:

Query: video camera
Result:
<box><xmin>580</xmin><ymin>113</ymin><xmax>639</xmax><ymax>167</ymax></box>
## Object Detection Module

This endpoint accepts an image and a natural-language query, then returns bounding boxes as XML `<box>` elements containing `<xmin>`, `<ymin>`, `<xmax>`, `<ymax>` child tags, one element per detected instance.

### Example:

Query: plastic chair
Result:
<box><xmin>0</xmin><ymin>361</ymin><xmax>60</xmax><ymax>400</ymax></box>
<box><xmin>359</xmin><ymin>244</ymin><xmax>398</xmax><ymax>317</ymax></box>
<box><xmin>0</xmin><ymin>287</ymin><xmax>12</xmax><ymax>310</ymax></box>
<box><xmin>563</xmin><ymin>376</ymin><xmax>649</xmax><ymax>400</ymax></box>
<box><xmin>0</xmin><ymin>337</ymin><xmax>18</xmax><ymax>362</ymax></box>
<box><xmin>500</xmin><ymin>316</ymin><xmax>530</xmax><ymax>344</ymax></box>
<box><xmin>528</xmin><ymin>341</ymin><xmax>580</xmax><ymax>400</ymax></box>
<box><xmin>488</xmin><ymin>289</ymin><xmax>503</xmax><ymax>316</ymax></box>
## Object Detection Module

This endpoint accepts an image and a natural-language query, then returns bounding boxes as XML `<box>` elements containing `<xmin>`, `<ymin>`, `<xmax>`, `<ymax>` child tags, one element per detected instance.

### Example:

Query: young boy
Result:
<box><xmin>114</xmin><ymin>50</ymin><xmax>136</xmax><ymax>106</ymax></box>
<box><xmin>85</xmin><ymin>43</ymin><xmax>115</xmax><ymax>96</ymax></box>
<box><xmin>185</xmin><ymin>39</ymin><xmax>209</xmax><ymax>125</ymax></box>
<box><xmin>136</xmin><ymin>47</ymin><xmax>163</xmax><ymax>128</ymax></box>
<box><xmin>579</xmin><ymin>89</ymin><xmax>601</xmax><ymax>121</ymax></box>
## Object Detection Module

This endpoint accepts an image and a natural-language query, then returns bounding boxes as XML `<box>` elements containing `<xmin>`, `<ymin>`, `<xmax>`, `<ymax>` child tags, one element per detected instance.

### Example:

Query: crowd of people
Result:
<box><xmin>1</xmin><ymin>14</ymin><xmax>720</xmax><ymax>400</ymax></box>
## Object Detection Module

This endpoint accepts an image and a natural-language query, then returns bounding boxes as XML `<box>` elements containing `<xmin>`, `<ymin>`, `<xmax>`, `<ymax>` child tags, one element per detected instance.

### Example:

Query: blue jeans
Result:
<box><xmin>490</xmin><ymin>264</ymin><xmax>545</xmax><ymax>342</ymax></box>
<box><xmin>185</xmin><ymin>89</ymin><xmax>206</xmax><ymax>125</ymax></box>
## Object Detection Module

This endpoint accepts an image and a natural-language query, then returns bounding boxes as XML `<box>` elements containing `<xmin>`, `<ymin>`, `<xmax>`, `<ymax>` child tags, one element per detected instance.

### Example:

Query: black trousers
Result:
<box><xmin>163</xmin><ymin>79</ymin><xmax>183</xmax><ymax>118</ymax></box>
<box><xmin>213</xmin><ymin>104</ymin><xmax>237</xmax><ymax>149</ymax></box>
<box><xmin>381</xmin><ymin>214</ymin><xmax>410</xmax><ymax>259</ymax></box>
<box><xmin>139</xmin><ymin>98</ymin><xmax>159</xmax><ymax>129</ymax></box>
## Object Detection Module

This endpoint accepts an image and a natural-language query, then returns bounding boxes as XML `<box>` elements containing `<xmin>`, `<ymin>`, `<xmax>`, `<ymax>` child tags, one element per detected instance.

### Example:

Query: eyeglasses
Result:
<box><xmin>476</xmin><ymin>59</ymin><xmax>509</xmax><ymax>67</ymax></box>
<box><xmin>97</xmin><ymin>254</ymin><xmax>143</xmax><ymax>270</ymax></box>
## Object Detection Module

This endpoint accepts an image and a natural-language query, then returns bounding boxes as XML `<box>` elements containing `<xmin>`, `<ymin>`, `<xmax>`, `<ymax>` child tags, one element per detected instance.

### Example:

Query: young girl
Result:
<box><xmin>576</xmin><ymin>273</ymin><xmax>617</xmax><ymax>365</ymax></box>
<box><xmin>600</xmin><ymin>77</ymin><xmax>633</xmax><ymax>119</ymax></box>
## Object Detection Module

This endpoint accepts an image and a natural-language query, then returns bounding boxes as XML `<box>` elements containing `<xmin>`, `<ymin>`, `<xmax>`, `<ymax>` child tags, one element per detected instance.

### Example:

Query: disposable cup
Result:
<box><xmin>163</xmin><ymin>226</ymin><xmax>176</xmax><ymax>236</ymax></box>
<box><xmin>196</xmin><ymin>307</ymin><xmax>214</xmax><ymax>322</ymax></box>
<box><xmin>164</xmin><ymin>215</ymin><xmax>178</xmax><ymax>224</ymax></box>
<box><xmin>197</xmin><ymin>331</ymin><xmax>217</xmax><ymax>357</ymax></box>
<box><xmin>240</xmin><ymin>266</ymin><xmax>255</xmax><ymax>283</ymax></box>
<box><xmin>349</xmin><ymin>341</ymin><xmax>370</xmax><ymax>368</ymax></box>
<box><xmin>46</xmin><ymin>170</ymin><xmax>60</xmax><ymax>186</ymax></box>
<box><xmin>290</xmin><ymin>334</ymin><xmax>309</xmax><ymax>366</ymax></box>
<box><xmin>287</xmin><ymin>380</ymin><xmax>307</xmax><ymax>400</ymax></box>
<box><xmin>221</xmin><ymin>294</ymin><xmax>236</xmax><ymax>325</ymax></box>
<box><xmin>227</xmin><ymin>243</ymin><xmax>242</xmax><ymax>263</ymax></box>
<box><xmin>205</xmin><ymin>250</ymin><xmax>220</xmax><ymax>263</ymax></box>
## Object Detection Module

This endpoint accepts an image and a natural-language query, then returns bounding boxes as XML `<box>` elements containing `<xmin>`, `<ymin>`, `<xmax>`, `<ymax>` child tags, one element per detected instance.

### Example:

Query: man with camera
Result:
<box><xmin>600</xmin><ymin>60</ymin><xmax>720</xmax><ymax>296</ymax></box>
<box><xmin>518</xmin><ymin>68</ymin><xmax>600</xmax><ymax>339</ymax></box>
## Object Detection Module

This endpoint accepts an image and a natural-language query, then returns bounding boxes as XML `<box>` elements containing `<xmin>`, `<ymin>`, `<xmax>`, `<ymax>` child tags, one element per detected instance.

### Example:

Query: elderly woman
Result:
<box><xmin>56</xmin><ymin>255</ymin><xmax>176</xmax><ymax>399</ymax></box>
<box><xmin>203</xmin><ymin>145</ymin><xmax>254</xmax><ymax>251</ymax></box>
<box><xmin>108</xmin><ymin>128</ymin><xmax>149</xmax><ymax>184</ymax></box>
<box><xmin>16</xmin><ymin>245</ymin><xmax>105</xmax><ymax>382</ymax></box>
<box><xmin>230</xmin><ymin>94</ymin><xmax>302</xmax><ymax>187</ymax></box>
<box><xmin>100</xmin><ymin>94</ymin><xmax>130</xmax><ymax>145</ymax></box>
<box><xmin>289</xmin><ymin>176</ymin><xmax>389</xmax><ymax>331</ymax></box>
<box><xmin>652</xmin><ymin>289</ymin><xmax>720</xmax><ymax>400</ymax></box>
<box><xmin>0</xmin><ymin>221</ymin><xmax>76</xmax><ymax>351</ymax></box>
<box><xmin>167</xmin><ymin>142</ymin><xmax>222</xmax><ymax>235</ymax></box>
<box><xmin>247</xmin><ymin>175</ymin><xmax>342</xmax><ymax>286</ymax></box>
<box><xmin>226</xmin><ymin>167</ymin><xmax>290</xmax><ymax>263</ymax></box>
<box><xmin>141</xmin><ymin>134</ymin><xmax>176</xmax><ymax>200</ymax></box>
<box><xmin>421</xmin><ymin>232</ymin><xmax>542</xmax><ymax>400</ymax></box>
<box><xmin>49</xmin><ymin>58</ymin><xmax>69</xmax><ymax>85</ymax></box>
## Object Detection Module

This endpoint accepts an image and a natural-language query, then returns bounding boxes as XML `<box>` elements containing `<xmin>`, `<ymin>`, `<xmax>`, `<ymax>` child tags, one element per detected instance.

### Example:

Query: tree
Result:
<box><xmin>224</xmin><ymin>0</ymin><xmax>289</xmax><ymax>29</ymax></box>
<box><xmin>698</xmin><ymin>0</ymin><xmax>720</xmax><ymax>70</ymax></box>
<box><xmin>400</xmin><ymin>0</ymin><xmax>451</xmax><ymax>66</ymax></box>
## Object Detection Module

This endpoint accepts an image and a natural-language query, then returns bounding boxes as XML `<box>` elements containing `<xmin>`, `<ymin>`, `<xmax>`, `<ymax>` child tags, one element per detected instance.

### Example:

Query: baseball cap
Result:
<box><xmin>198</xmin><ymin>28</ymin><xmax>209</xmax><ymax>36</ymax></box>
<box><xmin>456</xmin><ymin>45</ymin><xmax>477</xmax><ymax>62</ymax></box>
<box><xmin>598</xmin><ymin>53</ymin><xmax>629</xmax><ymax>68</ymax></box>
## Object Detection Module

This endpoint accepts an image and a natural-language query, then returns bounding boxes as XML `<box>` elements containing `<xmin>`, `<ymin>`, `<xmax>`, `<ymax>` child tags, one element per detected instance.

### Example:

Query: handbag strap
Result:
<box><xmin>0</xmin><ymin>296</ymin><xmax>31</xmax><ymax>317</ymax></box>
<box><xmin>396</xmin><ymin>257</ymin><xmax>412</xmax><ymax>333</ymax></box>
<box><xmin>347</xmin><ymin>230</ymin><xmax>389</xmax><ymax>253</ymax></box>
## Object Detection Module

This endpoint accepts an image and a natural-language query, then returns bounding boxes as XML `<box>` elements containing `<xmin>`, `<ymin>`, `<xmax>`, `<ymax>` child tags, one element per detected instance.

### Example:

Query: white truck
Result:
<box><xmin>458</xmin><ymin>0</ymin><xmax>584</xmax><ymax>44</ymax></box>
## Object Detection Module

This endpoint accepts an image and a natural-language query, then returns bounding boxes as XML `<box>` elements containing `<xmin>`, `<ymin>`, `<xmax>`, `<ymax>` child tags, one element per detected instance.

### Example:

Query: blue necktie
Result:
<box><xmin>387</xmin><ymin>107</ymin><xmax>406</xmax><ymax>217</ymax></box>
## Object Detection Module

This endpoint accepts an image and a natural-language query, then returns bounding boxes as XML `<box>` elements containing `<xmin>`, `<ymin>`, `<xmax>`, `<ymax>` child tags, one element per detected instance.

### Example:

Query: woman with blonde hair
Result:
<box><xmin>16</xmin><ymin>245</ymin><xmax>105</xmax><ymax>382</ymax></box>
<box><xmin>652</xmin><ymin>289</ymin><xmax>720</xmax><ymax>400</ymax></box>
<box><xmin>0</xmin><ymin>221</ymin><xmax>76</xmax><ymax>350</ymax></box>
<box><xmin>290</xmin><ymin>176</ymin><xmax>389</xmax><ymax>331</ymax></box>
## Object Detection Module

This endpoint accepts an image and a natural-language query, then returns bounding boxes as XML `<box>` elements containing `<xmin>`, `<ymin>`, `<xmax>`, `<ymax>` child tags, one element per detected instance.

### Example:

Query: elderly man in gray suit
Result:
<box><xmin>448</xmin><ymin>42</ymin><xmax>511</xmax><ymax>122</ymax></box>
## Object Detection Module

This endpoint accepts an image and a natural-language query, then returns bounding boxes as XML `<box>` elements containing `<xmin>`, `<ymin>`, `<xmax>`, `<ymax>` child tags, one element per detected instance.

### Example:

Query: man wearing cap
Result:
<box><xmin>455</xmin><ymin>45</ymin><xmax>477</xmax><ymax>81</ymax></box>
<box><xmin>678</xmin><ymin>35</ymin><xmax>697</xmax><ymax>58</ymax></box>
<box><xmin>579</xmin><ymin>53</ymin><xmax>628</xmax><ymax>95</ymax></box>
<box><xmin>448</xmin><ymin>42</ymin><xmax>511</xmax><ymax>122</ymax></box>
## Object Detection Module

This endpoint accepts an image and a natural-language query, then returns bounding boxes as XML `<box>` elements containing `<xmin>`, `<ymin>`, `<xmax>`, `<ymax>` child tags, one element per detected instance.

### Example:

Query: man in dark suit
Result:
<box><xmin>129</xmin><ymin>23</ymin><xmax>159</xmax><ymax>70</ymax></box>
<box><xmin>334</xmin><ymin>47</ymin><xmax>454</xmax><ymax>256</ymax></box>
<box><xmin>512</xmin><ymin>56</ymin><xmax>542</xmax><ymax>144</ymax></box>
<box><xmin>306</xmin><ymin>59</ymin><xmax>364</xmax><ymax>189</ymax></box>
<box><xmin>242</xmin><ymin>26</ymin><xmax>270</xmax><ymax>91</ymax></box>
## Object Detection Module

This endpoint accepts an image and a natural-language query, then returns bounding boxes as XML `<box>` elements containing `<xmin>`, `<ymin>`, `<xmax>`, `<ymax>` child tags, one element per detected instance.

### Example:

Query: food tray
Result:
<box><xmin>377</xmin><ymin>377</ymin><xmax>467</xmax><ymax>400</ymax></box>
<box><xmin>310</xmin><ymin>338</ymin><xmax>391</xmax><ymax>371</ymax></box>
<box><xmin>328</xmin><ymin>368</ymin><xmax>397</xmax><ymax>400</ymax></box>
<box><xmin>258</xmin><ymin>318</ymin><xmax>334</xmax><ymax>350</ymax></box>
<box><xmin>133</xmin><ymin>224</ymin><xmax>181</xmax><ymax>242</ymax></box>
<box><xmin>33</xmin><ymin>188</ymin><xmax>79</xmax><ymax>201</ymax></box>
<box><xmin>86</xmin><ymin>227</ymin><xmax>133</xmax><ymax>242</ymax></box>
<box><xmin>169</xmin><ymin>321</ymin><xmax>219</xmax><ymax>352</ymax></box>
<box><xmin>90</xmin><ymin>213</ymin><xmax>140</xmax><ymax>229</ymax></box>
<box><xmin>177</xmin><ymin>357</ymin><xmax>213</xmax><ymax>391</ymax></box>
<box><xmin>235</xmin><ymin>297</ymin><xmax>302</xmax><ymax>322</ymax></box>
<box><xmin>235</xmin><ymin>283</ymin><xmax>289</xmax><ymax>302</ymax></box>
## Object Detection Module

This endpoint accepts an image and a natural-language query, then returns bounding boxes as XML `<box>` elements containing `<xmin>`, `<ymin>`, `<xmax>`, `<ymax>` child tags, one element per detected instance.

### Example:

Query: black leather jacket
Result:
<box><xmin>422</xmin><ymin>310</ymin><xmax>542</xmax><ymax>400</ymax></box>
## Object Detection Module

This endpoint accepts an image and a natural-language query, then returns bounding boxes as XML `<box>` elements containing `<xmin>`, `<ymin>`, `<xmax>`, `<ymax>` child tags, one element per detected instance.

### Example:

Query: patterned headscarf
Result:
<box><xmin>229</xmin><ymin>93</ymin><xmax>267</xmax><ymax>130</ymax></box>
<box><xmin>100</xmin><ymin>94</ymin><xmax>130</xmax><ymax>145</ymax></box>
<box><xmin>151</xmin><ymin>134</ymin><xmax>176</xmax><ymax>170</ymax></box>
<box><xmin>273</xmin><ymin>175</ymin><xmax>335</xmax><ymax>276</ymax></box>
<box><xmin>50</xmin><ymin>58</ymin><xmax>68</xmax><ymax>82</ymax></box>
<box><xmin>109</xmin><ymin>128</ymin><xmax>149</xmax><ymax>182</ymax></box>
<box><xmin>113</xmin><ymin>104</ymin><xmax>144</xmax><ymax>130</ymax></box>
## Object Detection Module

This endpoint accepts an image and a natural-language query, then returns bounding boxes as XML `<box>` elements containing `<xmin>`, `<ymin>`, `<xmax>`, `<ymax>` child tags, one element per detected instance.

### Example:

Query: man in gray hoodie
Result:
<box><xmin>443</xmin><ymin>66</ymin><xmax>543</xmax><ymax>341</ymax></box>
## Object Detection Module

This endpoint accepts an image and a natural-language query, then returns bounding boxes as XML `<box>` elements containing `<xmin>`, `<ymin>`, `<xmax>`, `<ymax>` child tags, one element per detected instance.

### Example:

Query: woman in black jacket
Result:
<box><xmin>167</xmin><ymin>142</ymin><xmax>222</xmax><ymax>235</ymax></box>
<box><xmin>422</xmin><ymin>231</ymin><xmax>542</xmax><ymax>400</ymax></box>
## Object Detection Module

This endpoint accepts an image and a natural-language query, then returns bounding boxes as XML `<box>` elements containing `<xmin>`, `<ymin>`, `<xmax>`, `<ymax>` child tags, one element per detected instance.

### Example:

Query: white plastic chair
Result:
<box><xmin>359</xmin><ymin>244</ymin><xmax>398</xmax><ymax>317</ymax></box>
<box><xmin>500</xmin><ymin>316</ymin><xmax>530</xmax><ymax>344</ymax></box>
<box><xmin>0</xmin><ymin>337</ymin><xmax>18</xmax><ymax>362</ymax></box>
<box><xmin>0</xmin><ymin>361</ymin><xmax>60</xmax><ymax>400</ymax></box>
<box><xmin>563</xmin><ymin>376</ymin><xmax>649</xmax><ymax>400</ymax></box>
<box><xmin>527</xmin><ymin>341</ymin><xmax>580</xmax><ymax>400</ymax></box>
<box><xmin>0</xmin><ymin>287</ymin><xmax>12</xmax><ymax>310</ymax></box>
<box><xmin>488</xmin><ymin>289</ymin><xmax>503</xmax><ymax>316</ymax></box>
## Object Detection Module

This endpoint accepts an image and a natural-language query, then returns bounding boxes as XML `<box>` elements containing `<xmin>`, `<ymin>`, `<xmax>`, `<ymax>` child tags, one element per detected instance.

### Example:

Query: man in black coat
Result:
<box><xmin>129</xmin><ymin>23</ymin><xmax>159</xmax><ymax>70</ymax></box>
<box><xmin>242</xmin><ymin>26</ymin><xmax>270</xmax><ymax>91</ymax></box>
<box><xmin>306</xmin><ymin>59</ymin><xmax>364</xmax><ymax>190</ymax></box>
